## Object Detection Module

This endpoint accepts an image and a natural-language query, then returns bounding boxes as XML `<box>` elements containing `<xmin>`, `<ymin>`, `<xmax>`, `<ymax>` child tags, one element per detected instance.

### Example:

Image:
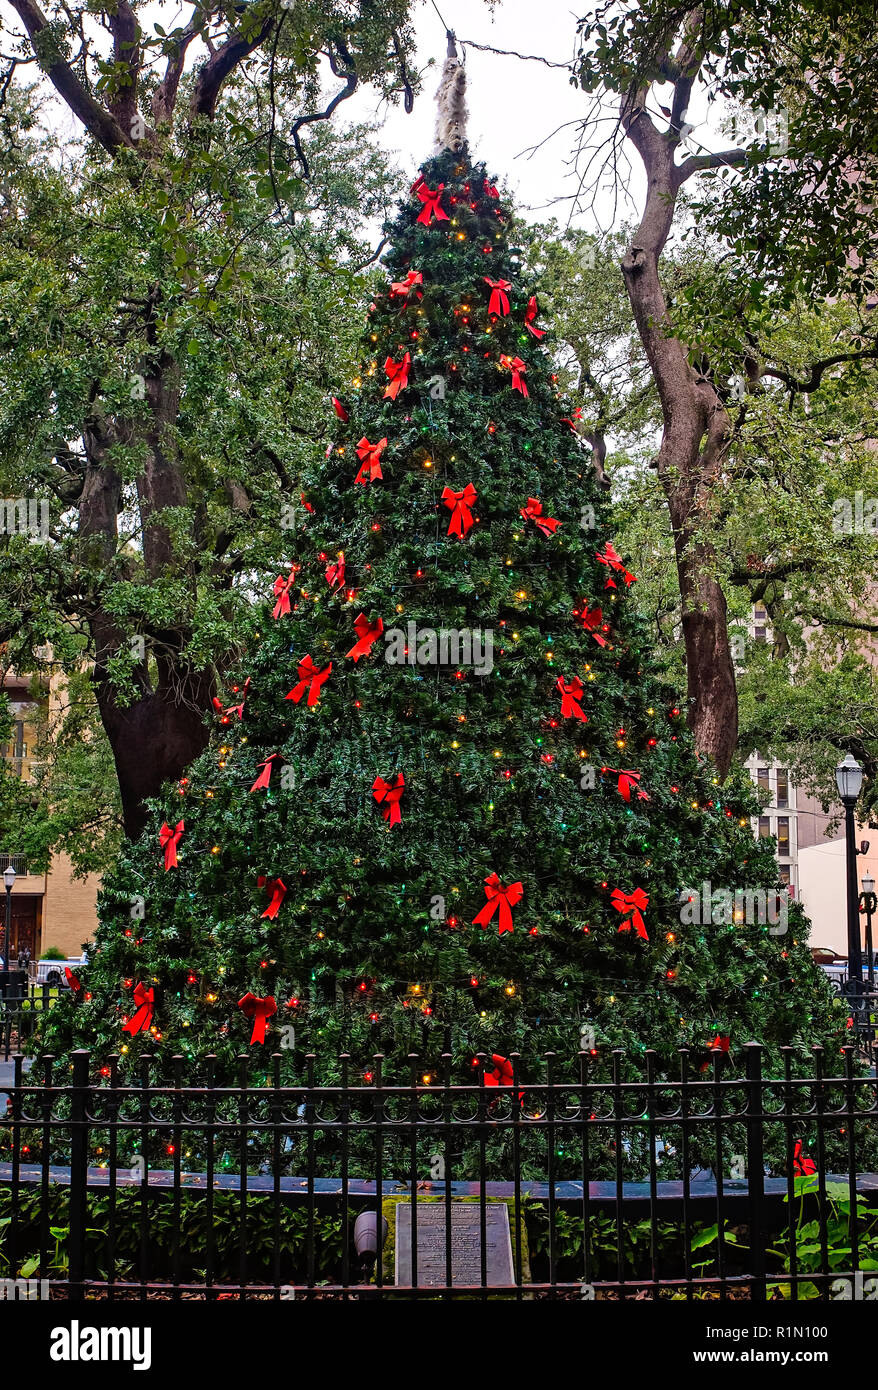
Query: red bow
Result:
<box><xmin>414</xmin><ymin>179</ymin><xmax>449</xmax><ymax>225</ymax></box>
<box><xmin>332</xmin><ymin>396</ymin><xmax>349</xmax><ymax>421</ymax></box>
<box><xmin>286</xmin><ymin>655</ymin><xmax>331</xmax><ymax>706</ymax></box>
<box><xmin>258</xmin><ymin>876</ymin><xmax>287</xmax><ymax>920</ymax></box>
<box><xmin>484</xmin><ymin>277</ymin><xmax>512</xmax><ymax>317</ymax></box>
<box><xmin>272</xmin><ymin>571</ymin><xmax>298</xmax><ymax>619</ymax></box>
<box><xmin>212</xmin><ymin>677</ymin><xmax>251</xmax><ymax>721</ymax></box>
<box><xmin>605</xmin><ymin>769</ymin><xmax>650</xmax><ymax>803</ymax></box>
<box><xmin>238</xmin><ymin>993</ymin><xmax>277</xmax><ymax>1045</ymax></box>
<box><xmin>710</xmin><ymin>1034</ymin><xmax>730</xmax><ymax>1053</ymax></box>
<box><xmin>249</xmin><ymin>753</ymin><xmax>284</xmax><ymax>793</ymax></box>
<box><xmin>597</xmin><ymin>541</ymin><xmax>637</xmax><ymax>588</ymax></box>
<box><xmin>123</xmin><ymin>982</ymin><xmax>154</xmax><ymax>1036</ymax></box>
<box><xmin>524</xmin><ymin>295</ymin><xmax>545</xmax><ymax>338</ymax></box>
<box><xmin>556</xmin><ymin>676</ymin><xmax>587</xmax><ymax>722</ymax></box>
<box><xmin>325</xmin><ymin>552</ymin><xmax>346</xmax><ymax>589</ymax></box>
<box><xmin>480</xmin><ymin>1054</ymin><xmax>524</xmax><ymax>1106</ymax></box>
<box><xmin>390</xmin><ymin>270</ymin><xmax>423</xmax><ymax>299</ymax></box>
<box><xmin>355</xmin><ymin>436</ymin><xmax>386</xmax><ymax>484</ymax></box>
<box><xmin>159</xmin><ymin>820</ymin><xmax>184</xmax><ymax>870</ymax></box>
<box><xmin>373</xmin><ymin>773</ymin><xmax>405</xmax><ymax>826</ymax></box>
<box><xmin>441</xmin><ymin>484</ymin><xmax>477</xmax><ymax>538</ymax></box>
<box><xmin>64</xmin><ymin>966</ymin><xmax>81</xmax><ymax>992</ymax></box>
<box><xmin>520</xmin><ymin>497</ymin><xmax>560</xmax><ymax>537</ymax></box>
<box><xmin>383</xmin><ymin>354</ymin><xmax>411</xmax><ymax>400</ymax></box>
<box><xmin>506</xmin><ymin>356</ymin><xmax>528</xmax><ymax>396</ymax></box>
<box><xmin>300</xmin><ymin>491</ymin><xmax>314</xmax><ymax>514</ymax></box>
<box><xmin>578</xmin><ymin>605</ymin><xmax>608</xmax><ymax>646</ymax></box>
<box><xmin>347</xmin><ymin>613</ymin><xmax>383</xmax><ymax>661</ymax></box>
<box><xmin>793</xmin><ymin>1141</ymin><xmax>817</xmax><ymax>1176</ymax></box>
<box><xmin>561</xmin><ymin>408</ymin><xmax>583</xmax><ymax>433</ymax></box>
<box><xmin>472</xmin><ymin>873</ymin><xmax>524</xmax><ymax>936</ymax></box>
<box><xmin>611</xmin><ymin>887</ymin><xmax>649</xmax><ymax>941</ymax></box>
<box><xmin>484</xmin><ymin>179</ymin><xmax>499</xmax><ymax>199</ymax></box>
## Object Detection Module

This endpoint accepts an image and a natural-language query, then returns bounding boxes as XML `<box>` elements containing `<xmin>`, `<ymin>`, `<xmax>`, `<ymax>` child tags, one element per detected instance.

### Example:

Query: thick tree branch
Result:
<box><xmin>8</xmin><ymin>0</ymin><xmax>131</xmax><ymax>153</ymax></box>
<box><xmin>151</xmin><ymin>8</ymin><xmax>202</xmax><ymax>125</ymax></box>
<box><xmin>190</xmin><ymin>13</ymin><xmax>275</xmax><ymax>121</ymax></box>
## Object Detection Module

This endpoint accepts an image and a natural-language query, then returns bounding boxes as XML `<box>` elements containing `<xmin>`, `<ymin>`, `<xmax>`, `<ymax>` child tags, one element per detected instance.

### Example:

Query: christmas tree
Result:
<box><xmin>35</xmin><ymin>54</ymin><xmax>846</xmax><ymax>1148</ymax></box>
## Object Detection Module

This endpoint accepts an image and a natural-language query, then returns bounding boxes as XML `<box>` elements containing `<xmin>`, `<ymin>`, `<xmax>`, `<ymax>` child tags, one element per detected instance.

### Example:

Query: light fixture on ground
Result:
<box><xmin>860</xmin><ymin>870</ymin><xmax>876</xmax><ymax>992</ymax></box>
<box><xmin>836</xmin><ymin>754</ymin><xmax>865</xmax><ymax>1013</ymax></box>
<box><xmin>2</xmin><ymin>864</ymin><xmax>15</xmax><ymax>991</ymax></box>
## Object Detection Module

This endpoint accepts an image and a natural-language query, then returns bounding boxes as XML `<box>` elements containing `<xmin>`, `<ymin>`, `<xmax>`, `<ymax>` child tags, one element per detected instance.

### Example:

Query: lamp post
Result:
<box><xmin>836</xmin><ymin>754</ymin><xmax>865</xmax><ymax>1013</ymax></box>
<box><xmin>2</xmin><ymin>865</ymin><xmax>14</xmax><ymax>995</ymax></box>
<box><xmin>860</xmin><ymin>870</ymin><xmax>876</xmax><ymax>992</ymax></box>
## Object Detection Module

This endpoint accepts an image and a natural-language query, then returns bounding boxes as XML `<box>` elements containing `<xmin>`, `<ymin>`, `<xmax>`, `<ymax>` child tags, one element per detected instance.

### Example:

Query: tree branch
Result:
<box><xmin>8</xmin><ymin>0</ymin><xmax>131</xmax><ymax>154</ymax></box>
<box><xmin>190</xmin><ymin>12</ymin><xmax>275</xmax><ymax>121</ymax></box>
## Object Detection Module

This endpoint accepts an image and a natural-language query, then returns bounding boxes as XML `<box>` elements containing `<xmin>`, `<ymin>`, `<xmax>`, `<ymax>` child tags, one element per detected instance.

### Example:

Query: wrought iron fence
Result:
<box><xmin>0</xmin><ymin>1044</ymin><xmax>876</xmax><ymax>1300</ymax></box>
<box><xmin>0</xmin><ymin>985</ymin><xmax>54</xmax><ymax>1060</ymax></box>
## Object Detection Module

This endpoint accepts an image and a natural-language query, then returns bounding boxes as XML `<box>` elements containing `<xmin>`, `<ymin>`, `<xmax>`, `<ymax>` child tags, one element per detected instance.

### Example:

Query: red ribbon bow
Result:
<box><xmin>258</xmin><ymin>876</ymin><xmax>287</xmax><ymax>920</ymax></box>
<box><xmin>524</xmin><ymin>294</ymin><xmax>545</xmax><ymax>338</ymax></box>
<box><xmin>123</xmin><ymin>982</ymin><xmax>154</xmax><ymax>1036</ymax></box>
<box><xmin>355</xmin><ymin>436</ymin><xmax>386</xmax><ymax>485</ymax></box>
<box><xmin>484</xmin><ymin>277</ymin><xmax>512</xmax><ymax>317</ymax></box>
<box><xmin>605</xmin><ymin>769</ymin><xmax>650</xmax><ymax>803</ymax></box>
<box><xmin>347</xmin><ymin>613</ymin><xmax>383</xmax><ymax>662</ymax></box>
<box><xmin>710</xmin><ymin>1034</ymin><xmax>730</xmax><ymax>1053</ymax></box>
<box><xmin>793</xmin><ymin>1141</ymin><xmax>817</xmax><ymax>1176</ymax></box>
<box><xmin>373</xmin><ymin>773</ymin><xmax>405</xmax><ymax>826</ymax></box>
<box><xmin>472</xmin><ymin>873</ymin><xmax>524</xmax><ymax>936</ymax></box>
<box><xmin>238</xmin><ymin>993</ymin><xmax>277</xmax><ymax>1045</ymax></box>
<box><xmin>332</xmin><ymin>396</ymin><xmax>349</xmax><ymax>421</ymax></box>
<box><xmin>159</xmin><ymin>820</ymin><xmax>184</xmax><ymax>870</ymax></box>
<box><xmin>390</xmin><ymin>270</ymin><xmax>423</xmax><ymax>299</ymax></box>
<box><xmin>272</xmin><ymin>571</ymin><xmax>298</xmax><ymax>619</ymax></box>
<box><xmin>578</xmin><ymin>605</ymin><xmax>608</xmax><ymax>646</ymax></box>
<box><xmin>484</xmin><ymin>179</ymin><xmax>499</xmax><ymax>199</ymax></box>
<box><xmin>325</xmin><ymin>552</ymin><xmax>346</xmax><ymax>589</ymax></box>
<box><xmin>520</xmin><ymin>497</ymin><xmax>560</xmax><ymax>537</ymax></box>
<box><xmin>506</xmin><ymin>356</ymin><xmax>528</xmax><ymax>396</ymax></box>
<box><xmin>383</xmin><ymin>354</ymin><xmax>411</xmax><ymax>400</ymax></box>
<box><xmin>556</xmin><ymin>676</ymin><xmax>588</xmax><ymax>722</ymax></box>
<box><xmin>212</xmin><ymin>677</ymin><xmax>251</xmax><ymax>721</ymax></box>
<box><xmin>64</xmin><ymin>966</ymin><xmax>81</xmax><ymax>992</ymax></box>
<box><xmin>597</xmin><ymin>541</ymin><xmax>637</xmax><ymax>588</ymax></box>
<box><xmin>249</xmin><ymin>754</ymin><xmax>284</xmax><ymax>793</ymax></box>
<box><xmin>286</xmin><ymin>655</ymin><xmax>331</xmax><ymax>707</ymax></box>
<box><xmin>611</xmin><ymin>887</ymin><xmax>649</xmax><ymax>941</ymax></box>
<box><xmin>561</xmin><ymin>408</ymin><xmax>583</xmax><ymax>433</ymax></box>
<box><xmin>480</xmin><ymin>1054</ymin><xmax>525</xmax><ymax>1106</ymax></box>
<box><xmin>414</xmin><ymin>179</ymin><xmax>449</xmax><ymax>225</ymax></box>
<box><xmin>441</xmin><ymin>484</ymin><xmax>477</xmax><ymax>538</ymax></box>
<box><xmin>300</xmin><ymin>491</ymin><xmax>314</xmax><ymax>514</ymax></box>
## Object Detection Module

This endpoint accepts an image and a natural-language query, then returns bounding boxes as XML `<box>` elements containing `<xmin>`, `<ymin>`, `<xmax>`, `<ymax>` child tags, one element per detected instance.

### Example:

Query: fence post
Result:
<box><xmin>745</xmin><ymin>1042</ymin><xmax>766</xmax><ymax>1299</ymax></box>
<box><xmin>69</xmin><ymin>1049</ymin><xmax>90</xmax><ymax>1297</ymax></box>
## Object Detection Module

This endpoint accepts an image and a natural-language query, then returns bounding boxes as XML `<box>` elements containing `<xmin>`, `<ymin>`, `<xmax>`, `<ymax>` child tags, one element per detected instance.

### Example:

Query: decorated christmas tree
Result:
<box><xmin>35</xmin><ymin>53</ymin><xmax>846</xmax><ymax>1126</ymax></box>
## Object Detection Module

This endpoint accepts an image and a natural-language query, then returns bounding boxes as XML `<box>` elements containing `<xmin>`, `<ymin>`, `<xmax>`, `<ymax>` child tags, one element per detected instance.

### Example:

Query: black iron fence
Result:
<box><xmin>0</xmin><ymin>1044</ymin><xmax>877</xmax><ymax>1300</ymax></box>
<box><xmin>0</xmin><ymin>984</ymin><xmax>55</xmax><ymax>1059</ymax></box>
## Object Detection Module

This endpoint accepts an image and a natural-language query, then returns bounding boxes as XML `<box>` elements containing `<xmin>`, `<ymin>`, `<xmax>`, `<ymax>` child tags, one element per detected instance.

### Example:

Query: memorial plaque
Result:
<box><xmin>395</xmin><ymin>1201</ymin><xmax>514</xmax><ymax>1287</ymax></box>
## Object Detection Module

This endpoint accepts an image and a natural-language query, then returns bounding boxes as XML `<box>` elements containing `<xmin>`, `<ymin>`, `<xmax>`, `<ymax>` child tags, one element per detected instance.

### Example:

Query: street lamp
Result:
<box><xmin>860</xmin><ymin>870</ymin><xmax>876</xmax><ymax>991</ymax></box>
<box><xmin>836</xmin><ymin>754</ymin><xmax>865</xmax><ymax>1008</ymax></box>
<box><xmin>2</xmin><ymin>864</ymin><xmax>15</xmax><ymax>990</ymax></box>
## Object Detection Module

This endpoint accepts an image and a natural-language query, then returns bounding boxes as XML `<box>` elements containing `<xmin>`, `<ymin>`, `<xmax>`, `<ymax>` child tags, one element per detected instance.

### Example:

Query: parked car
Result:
<box><xmin>35</xmin><ymin>956</ymin><xmax>85</xmax><ymax>988</ymax></box>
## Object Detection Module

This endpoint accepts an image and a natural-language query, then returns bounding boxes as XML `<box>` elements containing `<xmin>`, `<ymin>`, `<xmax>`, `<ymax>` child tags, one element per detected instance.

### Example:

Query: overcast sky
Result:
<box><xmin>346</xmin><ymin>0</ymin><xmax>600</xmax><ymax>224</ymax></box>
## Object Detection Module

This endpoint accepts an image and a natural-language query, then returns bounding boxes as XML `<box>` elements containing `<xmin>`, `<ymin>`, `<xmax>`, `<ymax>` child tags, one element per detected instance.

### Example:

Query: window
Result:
<box><xmin>776</xmin><ymin>768</ymin><xmax>789</xmax><ymax>808</ymax></box>
<box><xmin>756</xmin><ymin>767</ymin><xmax>770</xmax><ymax>793</ymax></box>
<box><xmin>776</xmin><ymin>817</ymin><xmax>790</xmax><ymax>853</ymax></box>
<box><xmin>758</xmin><ymin>817</ymin><xmax>772</xmax><ymax>839</ymax></box>
<box><xmin>778</xmin><ymin>864</ymin><xmax>791</xmax><ymax>886</ymax></box>
<box><xmin>0</xmin><ymin>720</ymin><xmax>25</xmax><ymax>763</ymax></box>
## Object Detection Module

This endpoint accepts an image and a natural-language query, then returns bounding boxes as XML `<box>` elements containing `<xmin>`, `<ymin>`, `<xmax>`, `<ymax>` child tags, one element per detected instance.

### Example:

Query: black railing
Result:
<box><xmin>0</xmin><ymin>854</ymin><xmax>28</xmax><ymax>875</ymax></box>
<box><xmin>0</xmin><ymin>1045</ymin><xmax>876</xmax><ymax>1300</ymax></box>
<box><xmin>0</xmin><ymin>985</ymin><xmax>54</xmax><ymax>1059</ymax></box>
